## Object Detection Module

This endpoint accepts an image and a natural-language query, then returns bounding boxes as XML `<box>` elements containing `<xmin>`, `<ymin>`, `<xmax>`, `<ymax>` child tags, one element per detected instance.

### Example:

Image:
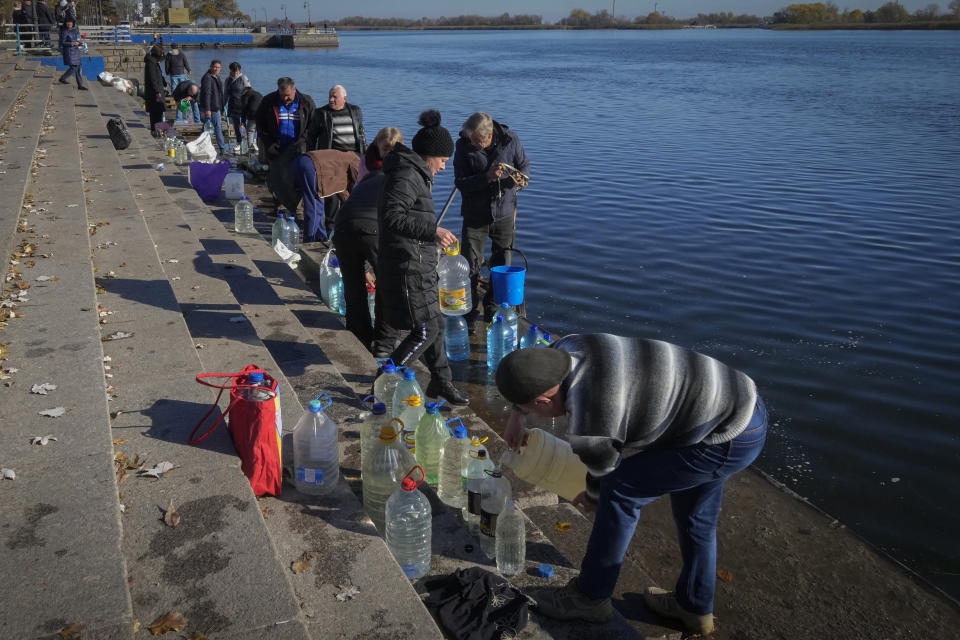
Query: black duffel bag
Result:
<box><xmin>106</xmin><ymin>117</ymin><xmax>132</xmax><ymax>150</ymax></box>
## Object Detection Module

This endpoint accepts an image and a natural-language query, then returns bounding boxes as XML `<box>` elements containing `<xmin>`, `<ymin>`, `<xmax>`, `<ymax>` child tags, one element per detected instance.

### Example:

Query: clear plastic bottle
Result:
<box><xmin>325</xmin><ymin>257</ymin><xmax>344</xmax><ymax>316</ymax></box>
<box><xmin>496</xmin><ymin>500</ymin><xmax>526</xmax><ymax>576</ymax></box>
<box><xmin>292</xmin><ymin>394</ymin><xmax>340</xmax><ymax>495</ymax></box>
<box><xmin>486</xmin><ymin>315</ymin><xmax>511</xmax><ymax>371</ymax></box>
<box><xmin>479</xmin><ymin>466</ymin><xmax>512</xmax><ymax>558</ymax></box>
<box><xmin>385</xmin><ymin>466</ymin><xmax>432</xmax><ymax>578</ymax></box>
<box><xmin>415</xmin><ymin>401</ymin><xmax>449</xmax><ymax>487</ymax></box>
<box><xmin>173</xmin><ymin>139</ymin><xmax>187</xmax><ymax>166</ymax></box>
<box><xmin>499</xmin><ymin>303</ymin><xmax>519</xmax><ymax>352</ymax></box>
<box><xmin>240</xmin><ymin>371</ymin><xmax>274</xmax><ymax>401</ymax></box>
<box><xmin>396</xmin><ymin>395</ymin><xmax>425</xmax><ymax>446</ymax></box>
<box><xmin>438</xmin><ymin>418</ymin><xmax>469</xmax><ymax>508</ymax></box>
<box><xmin>366</xmin><ymin>281</ymin><xmax>376</xmax><ymax>326</ymax></box>
<box><xmin>282</xmin><ymin>216</ymin><xmax>300</xmax><ymax>254</ymax></box>
<box><xmin>203</xmin><ymin>119</ymin><xmax>215</xmax><ymax>137</ymax></box>
<box><xmin>240</xmin><ymin>133</ymin><xmax>249</xmax><ymax>155</ymax></box>
<box><xmin>373</xmin><ymin>358</ymin><xmax>403</xmax><ymax>417</ymax></box>
<box><xmin>444</xmin><ymin>315</ymin><xmax>470</xmax><ymax>361</ymax></box>
<box><xmin>234</xmin><ymin>195</ymin><xmax>255</xmax><ymax>234</ymax></box>
<box><xmin>464</xmin><ymin>448</ymin><xmax>494</xmax><ymax>534</ymax></box>
<box><xmin>392</xmin><ymin>368</ymin><xmax>424</xmax><ymax>418</ymax></box>
<box><xmin>537</xmin><ymin>332</ymin><xmax>554</xmax><ymax>347</ymax></box>
<box><xmin>437</xmin><ymin>240</ymin><xmax>472</xmax><ymax>316</ymax></box>
<box><xmin>519</xmin><ymin>323</ymin><xmax>543</xmax><ymax>350</ymax></box>
<box><xmin>271</xmin><ymin>212</ymin><xmax>286</xmax><ymax>250</ymax></box>
<box><xmin>460</xmin><ymin>435</ymin><xmax>488</xmax><ymax>513</ymax></box>
<box><xmin>336</xmin><ymin>277</ymin><xmax>346</xmax><ymax>316</ymax></box>
<box><xmin>359</xmin><ymin>399</ymin><xmax>390</xmax><ymax>479</ymax></box>
<box><xmin>363</xmin><ymin>424</ymin><xmax>414</xmax><ymax>535</ymax></box>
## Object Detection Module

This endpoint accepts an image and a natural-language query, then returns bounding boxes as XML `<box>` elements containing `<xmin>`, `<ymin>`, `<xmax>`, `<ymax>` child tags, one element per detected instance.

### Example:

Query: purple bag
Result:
<box><xmin>189</xmin><ymin>161</ymin><xmax>230</xmax><ymax>201</ymax></box>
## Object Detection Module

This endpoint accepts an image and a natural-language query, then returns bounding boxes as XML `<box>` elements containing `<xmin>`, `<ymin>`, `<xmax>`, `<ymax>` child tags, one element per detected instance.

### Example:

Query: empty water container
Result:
<box><xmin>224</xmin><ymin>170</ymin><xmax>245</xmax><ymax>200</ymax></box>
<box><xmin>292</xmin><ymin>394</ymin><xmax>340</xmax><ymax>495</ymax></box>
<box><xmin>234</xmin><ymin>196</ymin><xmax>255</xmax><ymax>234</ymax></box>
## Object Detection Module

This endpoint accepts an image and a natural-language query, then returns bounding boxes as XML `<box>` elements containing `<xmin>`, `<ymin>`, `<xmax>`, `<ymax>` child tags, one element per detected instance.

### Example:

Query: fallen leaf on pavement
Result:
<box><xmin>164</xmin><ymin>499</ymin><xmax>181</xmax><ymax>527</ymax></box>
<box><xmin>104</xmin><ymin>331</ymin><xmax>133</xmax><ymax>341</ymax></box>
<box><xmin>37</xmin><ymin>407</ymin><xmax>66</xmax><ymax>418</ymax></box>
<box><xmin>29</xmin><ymin>434</ymin><xmax>58</xmax><ymax>445</ymax></box>
<box><xmin>58</xmin><ymin>622</ymin><xmax>85</xmax><ymax>639</ymax></box>
<box><xmin>1</xmin><ymin>468</ymin><xmax>15</xmax><ymax>480</ymax></box>
<box><xmin>554</xmin><ymin>522</ymin><xmax>572</xmax><ymax>532</ymax></box>
<box><xmin>147</xmin><ymin>611</ymin><xmax>187</xmax><ymax>636</ymax></box>
<box><xmin>717</xmin><ymin>569</ymin><xmax>734</xmax><ymax>582</ymax></box>
<box><xmin>335</xmin><ymin>584</ymin><xmax>360</xmax><ymax>601</ymax></box>
<box><xmin>291</xmin><ymin>552</ymin><xmax>312</xmax><ymax>574</ymax></box>
<box><xmin>30</xmin><ymin>382</ymin><xmax>57</xmax><ymax>394</ymax></box>
<box><xmin>140</xmin><ymin>461</ymin><xmax>174</xmax><ymax>479</ymax></box>
<box><xmin>112</xmin><ymin>438</ymin><xmax>126</xmax><ymax>445</ymax></box>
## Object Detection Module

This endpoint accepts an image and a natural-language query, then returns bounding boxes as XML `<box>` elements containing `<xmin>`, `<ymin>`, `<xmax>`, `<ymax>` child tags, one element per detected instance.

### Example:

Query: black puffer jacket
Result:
<box><xmin>238</xmin><ymin>87</ymin><xmax>263</xmax><ymax>122</ymax></box>
<box><xmin>453</xmin><ymin>120</ymin><xmax>530</xmax><ymax>225</ymax></box>
<box><xmin>143</xmin><ymin>54</ymin><xmax>166</xmax><ymax>100</ymax></box>
<box><xmin>199</xmin><ymin>69</ymin><xmax>224</xmax><ymax>113</ymax></box>
<box><xmin>377</xmin><ymin>143</ymin><xmax>441</xmax><ymax>328</ymax></box>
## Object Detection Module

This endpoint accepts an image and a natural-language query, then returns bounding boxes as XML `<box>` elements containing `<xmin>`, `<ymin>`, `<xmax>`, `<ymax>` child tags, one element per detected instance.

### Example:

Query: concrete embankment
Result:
<box><xmin>1</xmin><ymin>54</ymin><xmax>958</xmax><ymax>639</ymax></box>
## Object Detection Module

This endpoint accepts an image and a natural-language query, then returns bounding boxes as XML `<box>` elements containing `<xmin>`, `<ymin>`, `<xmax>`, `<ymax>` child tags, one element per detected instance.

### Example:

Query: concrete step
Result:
<box><xmin>88</xmin><ymin>83</ymin><xmax>444</xmax><ymax>640</ymax></box>
<box><xmin>0</xmin><ymin>74</ymin><xmax>135</xmax><ymax>639</ymax></box>
<box><xmin>70</xmin><ymin>83</ymin><xmax>314</xmax><ymax>640</ymax></box>
<box><xmin>0</xmin><ymin>60</ymin><xmax>40</xmax><ymax>123</ymax></box>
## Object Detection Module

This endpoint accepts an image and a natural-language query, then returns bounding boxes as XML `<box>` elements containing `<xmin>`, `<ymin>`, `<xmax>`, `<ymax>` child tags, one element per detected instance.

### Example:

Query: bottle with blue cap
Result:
<box><xmin>359</xmin><ymin>396</ymin><xmax>391</xmax><ymax>479</ymax></box>
<box><xmin>519</xmin><ymin>324</ymin><xmax>543</xmax><ymax>350</ymax></box>
<box><xmin>498</xmin><ymin>302</ymin><xmax>518</xmax><ymax>352</ymax></box>
<box><xmin>486</xmin><ymin>315</ymin><xmax>512</xmax><ymax>371</ymax></box>
<box><xmin>438</xmin><ymin>418</ymin><xmax>469</xmax><ymax>508</ymax></box>
<box><xmin>392</xmin><ymin>367</ymin><xmax>424</xmax><ymax>419</ymax></box>
<box><xmin>373</xmin><ymin>358</ymin><xmax>403</xmax><ymax>417</ymax></box>
<box><xmin>322</xmin><ymin>256</ymin><xmax>344</xmax><ymax>316</ymax></box>
<box><xmin>241</xmin><ymin>371</ymin><xmax>273</xmax><ymax>401</ymax></box>
<box><xmin>414</xmin><ymin>400</ymin><xmax>449</xmax><ymax>486</ymax></box>
<box><xmin>292</xmin><ymin>393</ymin><xmax>340</xmax><ymax>495</ymax></box>
<box><xmin>444</xmin><ymin>315</ymin><xmax>470</xmax><ymax>361</ymax></box>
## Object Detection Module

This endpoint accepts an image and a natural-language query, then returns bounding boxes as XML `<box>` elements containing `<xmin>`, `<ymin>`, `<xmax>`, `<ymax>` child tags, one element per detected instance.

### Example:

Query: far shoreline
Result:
<box><xmin>330</xmin><ymin>21</ymin><xmax>960</xmax><ymax>32</ymax></box>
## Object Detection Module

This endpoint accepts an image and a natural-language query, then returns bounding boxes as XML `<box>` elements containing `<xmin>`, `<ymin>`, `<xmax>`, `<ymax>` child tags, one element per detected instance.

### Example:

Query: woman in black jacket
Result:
<box><xmin>377</xmin><ymin>111</ymin><xmax>468</xmax><ymax>405</ymax></box>
<box><xmin>142</xmin><ymin>45</ymin><xmax>167</xmax><ymax>136</ymax></box>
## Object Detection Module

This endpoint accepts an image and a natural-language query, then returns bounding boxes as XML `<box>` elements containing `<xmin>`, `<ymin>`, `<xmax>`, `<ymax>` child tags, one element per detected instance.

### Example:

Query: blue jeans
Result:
<box><xmin>577</xmin><ymin>397</ymin><xmax>768</xmax><ymax>615</ymax></box>
<box><xmin>204</xmin><ymin>110</ymin><xmax>227</xmax><ymax>152</ymax></box>
<box><xmin>293</xmin><ymin>154</ymin><xmax>326</xmax><ymax>242</ymax></box>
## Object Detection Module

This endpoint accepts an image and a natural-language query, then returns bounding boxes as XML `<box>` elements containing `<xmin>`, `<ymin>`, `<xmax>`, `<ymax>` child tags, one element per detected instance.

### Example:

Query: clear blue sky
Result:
<box><xmin>237</xmin><ymin>1</ymin><xmax>936</xmax><ymax>23</ymax></box>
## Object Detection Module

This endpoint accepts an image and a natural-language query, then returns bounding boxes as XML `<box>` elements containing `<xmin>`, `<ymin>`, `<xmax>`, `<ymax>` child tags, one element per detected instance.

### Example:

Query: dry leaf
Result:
<box><xmin>189</xmin><ymin>633</ymin><xmax>208</xmax><ymax>640</ymax></box>
<box><xmin>164</xmin><ymin>499</ymin><xmax>181</xmax><ymax>527</ymax></box>
<box><xmin>716</xmin><ymin>569</ymin><xmax>734</xmax><ymax>583</ymax></box>
<box><xmin>29</xmin><ymin>434</ymin><xmax>58</xmax><ymax>445</ymax></box>
<box><xmin>132</xmin><ymin>620</ymin><xmax>140</xmax><ymax>633</ymax></box>
<box><xmin>147</xmin><ymin>611</ymin><xmax>186</xmax><ymax>636</ymax></box>
<box><xmin>335</xmin><ymin>584</ymin><xmax>361</xmax><ymax>601</ymax></box>
<box><xmin>291</xmin><ymin>552</ymin><xmax>312</xmax><ymax>574</ymax></box>
<box><xmin>112</xmin><ymin>438</ymin><xmax>126</xmax><ymax>445</ymax></box>
<box><xmin>30</xmin><ymin>382</ymin><xmax>57</xmax><ymax>394</ymax></box>
<box><xmin>58</xmin><ymin>622</ymin><xmax>85</xmax><ymax>639</ymax></box>
<box><xmin>554</xmin><ymin>522</ymin><xmax>572</xmax><ymax>532</ymax></box>
<box><xmin>37</xmin><ymin>407</ymin><xmax>66</xmax><ymax>418</ymax></box>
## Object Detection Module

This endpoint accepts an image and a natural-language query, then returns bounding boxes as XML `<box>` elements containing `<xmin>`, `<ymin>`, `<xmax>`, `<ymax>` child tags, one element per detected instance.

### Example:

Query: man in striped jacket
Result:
<box><xmin>496</xmin><ymin>333</ymin><xmax>767</xmax><ymax>635</ymax></box>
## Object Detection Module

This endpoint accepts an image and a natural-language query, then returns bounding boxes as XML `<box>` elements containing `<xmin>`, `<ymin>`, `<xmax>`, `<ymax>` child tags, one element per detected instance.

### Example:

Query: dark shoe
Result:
<box><xmin>58</xmin><ymin>78</ymin><xmax>69</xmax><ymax>84</ymax></box>
<box><xmin>643</xmin><ymin>587</ymin><xmax>714</xmax><ymax>635</ymax></box>
<box><xmin>78</xmin><ymin>85</ymin><xmax>89</xmax><ymax>91</ymax></box>
<box><xmin>425</xmin><ymin>378</ymin><xmax>469</xmax><ymax>406</ymax></box>
<box><xmin>535</xmin><ymin>577</ymin><xmax>614</xmax><ymax>623</ymax></box>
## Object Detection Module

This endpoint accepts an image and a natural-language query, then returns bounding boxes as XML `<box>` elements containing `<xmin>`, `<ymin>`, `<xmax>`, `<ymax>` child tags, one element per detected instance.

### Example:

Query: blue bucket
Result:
<box><xmin>491</xmin><ymin>265</ymin><xmax>526</xmax><ymax>306</ymax></box>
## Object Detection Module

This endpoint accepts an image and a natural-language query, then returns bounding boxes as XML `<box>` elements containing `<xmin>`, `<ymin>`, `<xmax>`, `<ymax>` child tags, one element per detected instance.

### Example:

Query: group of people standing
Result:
<box><xmin>12</xmin><ymin>1</ymin><xmax>76</xmax><ymax>49</ymax></box>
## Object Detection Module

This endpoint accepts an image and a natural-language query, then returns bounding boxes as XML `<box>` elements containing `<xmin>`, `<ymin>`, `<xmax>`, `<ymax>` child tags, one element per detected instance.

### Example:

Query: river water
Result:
<box><xmin>183</xmin><ymin>29</ymin><xmax>960</xmax><ymax>597</ymax></box>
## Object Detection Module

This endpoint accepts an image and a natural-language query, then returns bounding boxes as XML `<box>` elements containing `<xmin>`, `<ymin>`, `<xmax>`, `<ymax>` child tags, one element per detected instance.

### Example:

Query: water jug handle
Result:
<box><xmin>311</xmin><ymin>393</ymin><xmax>332</xmax><ymax>411</ymax></box>
<box><xmin>443</xmin><ymin>238</ymin><xmax>460</xmax><ymax>256</ymax></box>
<box><xmin>400</xmin><ymin>465</ymin><xmax>425</xmax><ymax>490</ymax></box>
<box><xmin>445</xmin><ymin>416</ymin><xmax>463</xmax><ymax>436</ymax></box>
<box><xmin>389</xmin><ymin>417</ymin><xmax>405</xmax><ymax>432</ymax></box>
<box><xmin>361</xmin><ymin>394</ymin><xmax>380</xmax><ymax>410</ymax></box>
<box><xmin>377</xmin><ymin>357</ymin><xmax>395</xmax><ymax>372</ymax></box>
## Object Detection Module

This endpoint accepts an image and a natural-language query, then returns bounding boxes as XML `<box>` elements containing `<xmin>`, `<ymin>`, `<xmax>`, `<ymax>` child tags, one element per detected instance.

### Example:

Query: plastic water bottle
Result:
<box><xmin>486</xmin><ymin>315</ymin><xmax>512</xmax><ymax>371</ymax></box>
<box><xmin>360</xmin><ymin>399</ymin><xmax>390</xmax><ymax>478</ymax></box>
<box><xmin>292</xmin><ymin>394</ymin><xmax>340</xmax><ymax>495</ymax></box>
<box><xmin>173</xmin><ymin>139</ymin><xmax>187</xmax><ymax>166</ymax></box>
<box><xmin>271</xmin><ymin>212</ymin><xmax>286</xmax><ymax>249</ymax></box>
<box><xmin>415</xmin><ymin>401</ymin><xmax>449</xmax><ymax>487</ymax></box>
<box><xmin>460</xmin><ymin>436</ymin><xmax>488</xmax><ymax>518</ymax></box>
<box><xmin>363</xmin><ymin>424</ymin><xmax>414</xmax><ymax>535</ymax></box>
<box><xmin>444</xmin><ymin>315</ymin><xmax>470</xmax><ymax>361</ymax></box>
<box><xmin>234</xmin><ymin>196</ymin><xmax>255</xmax><ymax>234</ymax></box>
<box><xmin>240</xmin><ymin>371</ymin><xmax>273</xmax><ymax>401</ymax></box>
<box><xmin>437</xmin><ymin>240</ymin><xmax>472</xmax><ymax>316</ymax></box>
<box><xmin>204</xmin><ymin>119</ymin><xmax>214</xmax><ymax>136</ymax></box>
<box><xmin>373</xmin><ymin>358</ymin><xmax>403</xmax><ymax>417</ymax></box>
<box><xmin>325</xmin><ymin>257</ymin><xmax>344</xmax><ymax>316</ymax></box>
<box><xmin>438</xmin><ymin>418</ymin><xmax>469</xmax><ymax>508</ymax></box>
<box><xmin>496</xmin><ymin>500</ymin><xmax>526</xmax><ymax>576</ymax></box>
<box><xmin>464</xmin><ymin>448</ymin><xmax>494</xmax><ymax>534</ymax></box>
<box><xmin>385</xmin><ymin>466</ymin><xmax>432</xmax><ymax>579</ymax></box>
<box><xmin>537</xmin><ymin>332</ymin><xmax>554</xmax><ymax>347</ymax></box>
<box><xmin>520</xmin><ymin>324</ymin><xmax>543</xmax><ymax>350</ymax></box>
<box><xmin>336</xmin><ymin>278</ymin><xmax>346</xmax><ymax>316</ymax></box>
<box><xmin>366</xmin><ymin>282</ymin><xmax>376</xmax><ymax>326</ymax></box>
<box><xmin>283</xmin><ymin>216</ymin><xmax>300</xmax><ymax>254</ymax></box>
<box><xmin>499</xmin><ymin>303</ymin><xmax>519</xmax><ymax>352</ymax></box>
<box><xmin>392</xmin><ymin>368</ymin><xmax>424</xmax><ymax>419</ymax></box>
<box><xmin>396</xmin><ymin>395</ymin><xmax>425</xmax><ymax>447</ymax></box>
<box><xmin>479</xmin><ymin>467</ymin><xmax>512</xmax><ymax>558</ymax></box>
<box><xmin>240</xmin><ymin>133</ymin><xmax>249</xmax><ymax>155</ymax></box>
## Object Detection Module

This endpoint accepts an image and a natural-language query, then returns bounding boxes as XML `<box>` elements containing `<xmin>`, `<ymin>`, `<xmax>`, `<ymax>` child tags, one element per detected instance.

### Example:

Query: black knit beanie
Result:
<box><xmin>412</xmin><ymin>110</ymin><xmax>454</xmax><ymax>158</ymax></box>
<box><xmin>495</xmin><ymin>348</ymin><xmax>572</xmax><ymax>405</ymax></box>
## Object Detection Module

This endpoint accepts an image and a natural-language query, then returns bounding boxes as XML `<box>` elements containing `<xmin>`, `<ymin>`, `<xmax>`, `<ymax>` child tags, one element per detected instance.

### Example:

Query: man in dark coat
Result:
<box><xmin>255</xmin><ymin>76</ymin><xmax>316</xmax><ymax>212</ymax></box>
<box><xmin>164</xmin><ymin>44</ymin><xmax>192</xmax><ymax>96</ymax></box>
<box><xmin>454</xmin><ymin>112</ymin><xmax>530</xmax><ymax>323</ymax></box>
<box><xmin>34</xmin><ymin>0</ymin><xmax>54</xmax><ymax>47</ymax></box>
<box><xmin>57</xmin><ymin>17</ymin><xmax>85</xmax><ymax>89</ymax></box>
<box><xmin>142</xmin><ymin>45</ymin><xmax>167</xmax><ymax>135</ymax></box>
<box><xmin>305</xmin><ymin>84</ymin><xmax>367</xmax><ymax>229</ymax></box>
<box><xmin>376</xmin><ymin>110</ymin><xmax>468</xmax><ymax>406</ymax></box>
<box><xmin>198</xmin><ymin>59</ymin><xmax>227</xmax><ymax>153</ymax></box>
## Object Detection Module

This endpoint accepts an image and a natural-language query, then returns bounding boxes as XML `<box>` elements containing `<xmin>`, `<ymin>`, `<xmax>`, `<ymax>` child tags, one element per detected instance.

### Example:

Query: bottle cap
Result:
<box><xmin>425</xmin><ymin>401</ymin><xmax>441</xmax><ymax>414</ymax></box>
<box><xmin>308</xmin><ymin>400</ymin><xmax>322</xmax><ymax>413</ymax></box>
<box><xmin>377</xmin><ymin>358</ymin><xmax>396</xmax><ymax>374</ymax></box>
<box><xmin>506</xmin><ymin>500</ymin><xmax>516</xmax><ymax>509</ymax></box>
<box><xmin>240</xmin><ymin>195</ymin><xmax>248</xmax><ymax>200</ymax></box>
<box><xmin>400</xmin><ymin>466</ymin><xmax>425</xmax><ymax>491</ymax></box>
<box><xmin>500</xmin><ymin>302</ymin><xmax>510</xmax><ymax>309</ymax></box>
<box><xmin>378</xmin><ymin>426</ymin><xmax>397</xmax><ymax>442</ymax></box>
<box><xmin>400</xmin><ymin>367</ymin><xmax>417</xmax><ymax>381</ymax></box>
<box><xmin>330</xmin><ymin>256</ymin><xmax>340</xmax><ymax>268</ymax></box>
<box><xmin>537</xmin><ymin>564</ymin><xmax>555</xmax><ymax>579</ymax></box>
<box><xmin>246</xmin><ymin>372</ymin><xmax>264</xmax><ymax>384</ymax></box>
<box><xmin>371</xmin><ymin>402</ymin><xmax>386</xmax><ymax>415</ymax></box>
<box><xmin>443</xmin><ymin>239</ymin><xmax>460</xmax><ymax>256</ymax></box>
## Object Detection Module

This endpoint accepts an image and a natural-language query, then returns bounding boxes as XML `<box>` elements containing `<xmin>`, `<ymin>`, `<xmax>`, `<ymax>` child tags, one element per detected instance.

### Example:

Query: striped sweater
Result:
<box><xmin>554</xmin><ymin>334</ymin><xmax>758</xmax><ymax>498</ymax></box>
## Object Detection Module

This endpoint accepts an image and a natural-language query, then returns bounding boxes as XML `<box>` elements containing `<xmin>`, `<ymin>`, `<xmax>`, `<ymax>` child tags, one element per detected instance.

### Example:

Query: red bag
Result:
<box><xmin>190</xmin><ymin>365</ymin><xmax>284</xmax><ymax>496</ymax></box>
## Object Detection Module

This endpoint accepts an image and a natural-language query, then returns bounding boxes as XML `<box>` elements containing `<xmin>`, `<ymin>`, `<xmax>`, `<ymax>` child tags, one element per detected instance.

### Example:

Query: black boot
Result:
<box><xmin>426</xmin><ymin>378</ymin><xmax>469</xmax><ymax>406</ymax></box>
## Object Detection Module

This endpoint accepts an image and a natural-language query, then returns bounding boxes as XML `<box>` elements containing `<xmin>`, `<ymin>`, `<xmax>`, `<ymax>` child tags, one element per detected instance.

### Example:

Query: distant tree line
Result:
<box><xmin>336</xmin><ymin>13</ymin><xmax>543</xmax><ymax>28</ymax></box>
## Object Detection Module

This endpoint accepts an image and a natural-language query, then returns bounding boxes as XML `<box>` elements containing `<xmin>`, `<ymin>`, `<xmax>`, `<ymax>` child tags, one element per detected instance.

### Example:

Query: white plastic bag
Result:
<box><xmin>98</xmin><ymin>71</ymin><xmax>115</xmax><ymax>86</ymax></box>
<box><xmin>186</xmin><ymin>131</ymin><xmax>218</xmax><ymax>164</ymax></box>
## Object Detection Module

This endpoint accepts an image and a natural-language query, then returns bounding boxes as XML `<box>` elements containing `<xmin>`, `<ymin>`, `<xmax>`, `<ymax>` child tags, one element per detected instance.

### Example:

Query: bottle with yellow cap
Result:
<box><xmin>391</xmin><ymin>367</ymin><xmax>424</xmax><ymax>418</ymax></box>
<box><xmin>363</xmin><ymin>424</ymin><xmax>415</xmax><ymax>535</ymax></box>
<box><xmin>437</xmin><ymin>239</ymin><xmax>472</xmax><ymax>316</ymax></box>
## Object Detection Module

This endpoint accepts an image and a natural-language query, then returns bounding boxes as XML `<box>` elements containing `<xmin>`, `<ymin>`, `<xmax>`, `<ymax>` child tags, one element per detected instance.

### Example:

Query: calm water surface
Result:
<box><xmin>186</xmin><ymin>30</ymin><xmax>960</xmax><ymax>596</ymax></box>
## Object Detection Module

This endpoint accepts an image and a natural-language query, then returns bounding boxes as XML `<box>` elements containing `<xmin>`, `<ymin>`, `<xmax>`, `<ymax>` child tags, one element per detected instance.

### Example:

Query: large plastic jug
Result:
<box><xmin>437</xmin><ymin>239</ymin><xmax>472</xmax><ymax>316</ymax></box>
<box><xmin>396</xmin><ymin>395</ymin><xmax>425</xmax><ymax>446</ymax></box>
<box><xmin>363</xmin><ymin>424</ymin><xmax>415</xmax><ymax>535</ymax></box>
<box><xmin>486</xmin><ymin>315</ymin><xmax>512</xmax><ymax>371</ymax></box>
<box><xmin>292</xmin><ymin>394</ymin><xmax>340</xmax><ymax>495</ymax></box>
<box><xmin>463</xmin><ymin>448</ymin><xmax>494</xmax><ymax>535</ymax></box>
<box><xmin>438</xmin><ymin>418</ymin><xmax>469</xmax><ymax>508</ymax></box>
<box><xmin>501</xmin><ymin>428</ymin><xmax>587</xmax><ymax>501</ymax></box>
<box><xmin>373</xmin><ymin>358</ymin><xmax>403</xmax><ymax>417</ymax></box>
<box><xmin>224</xmin><ymin>170</ymin><xmax>245</xmax><ymax>200</ymax></box>
<box><xmin>385</xmin><ymin>465</ymin><xmax>432</xmax><ymax>578</ymax></box>
<box><xmin>479</xmin><ymin>466</ymin><xmax>511</xmax><ymax>558</ymax></box>
<box><xmin>359</xmin><ymin>396</ymin><xmax>390</xmax><ymax>478</ymax></box>
<box><xmin>392</xmin><ymin>368</ymin><xmax>423</xmax><ymax>419</ymax></box>
<box><xmin>498</xmin><ymin>303</ymin><xmax>518</xmax><ymax>352</ymax></box>
<box><xmin>414</xmin><ymin>401</ymin><xmax>449</xmax><ymax>487</ymax></box>
<box><xmin>234</xmin><ymin>196</ymin><xmax>255</xmax><ymax>234</ymax></box>
<box><xmin>444</xmin><ymin>315</ymin><xmax>470</xmax><ymax>361</ymax></box>
<box><xmin>271</xmin><ymin>213</ymin><xmax>287</xmax><ymax>250</ymax></box>
<box><xmin>520</xmin><ymin>324</ymin><xmax>543</xmax><ymax>349</ymax></box>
